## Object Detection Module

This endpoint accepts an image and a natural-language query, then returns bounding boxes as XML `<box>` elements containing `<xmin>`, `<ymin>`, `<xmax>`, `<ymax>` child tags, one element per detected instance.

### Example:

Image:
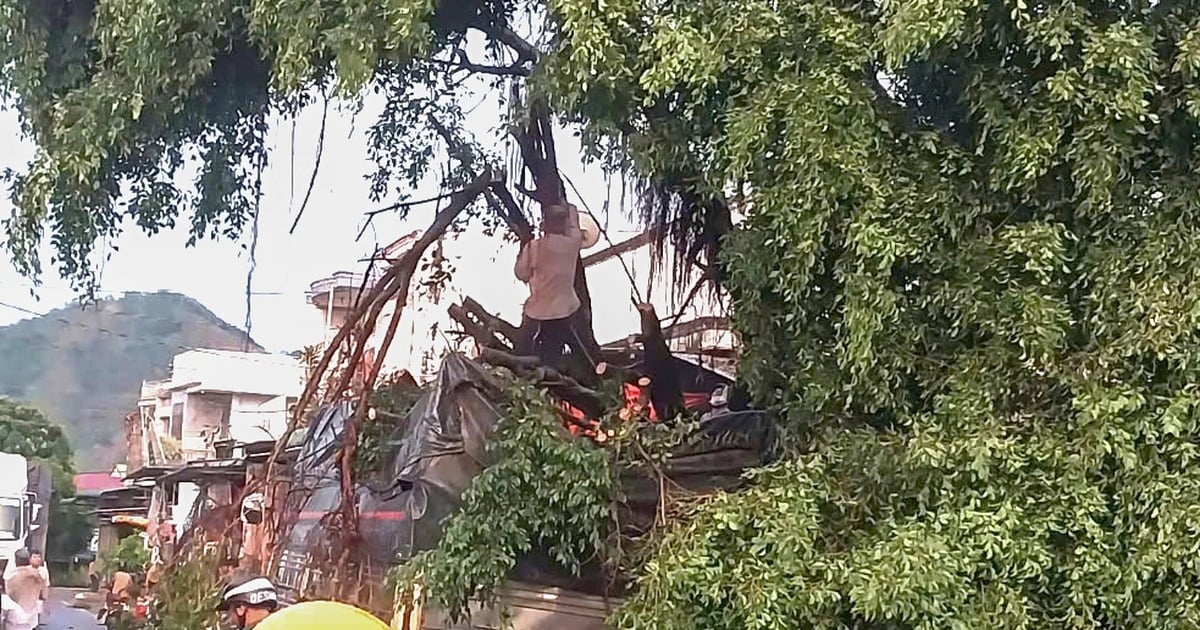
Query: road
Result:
<box><xmin>40</xmin><ymin>588</ymin><xmax>102</xmax><ymax>630</ymax></box>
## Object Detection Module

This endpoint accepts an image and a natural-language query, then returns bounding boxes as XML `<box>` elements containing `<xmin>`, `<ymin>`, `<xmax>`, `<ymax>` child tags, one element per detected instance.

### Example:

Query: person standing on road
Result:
<box><xmin>514</xmin><ymin>203</ymin><xmax>600</xmax><ymax>370</ymax></box>
<box><xmin>2</xmin><ymin>548</ymin><xmax>28</xmax><ymax>583</ymax></box>
<box><xmin>26</xmin><ymin>551</ymin><xmax>48</xmax><ymax>602</ymax></box>
<box><xmin>2</xmin><ymin>565</ymin><xmax>44</xmax><ymax>630</ymax></box>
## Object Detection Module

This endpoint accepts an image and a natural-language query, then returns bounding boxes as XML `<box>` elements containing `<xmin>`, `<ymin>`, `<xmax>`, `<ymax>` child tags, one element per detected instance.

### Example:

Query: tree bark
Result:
<box><xmin>486</xmin><ymin>184</ymin><xmax>534</xmax><ymax>243</ymax></box>
<box><xmin>264</xmin><ymin>169</ymin><xmax>493</xmax><ymax>564</ymax></box>
<box><xmin>478</xmin><ymin>347</ymin><xmax>606</xmax><ymax>418</ymax></box>
<box><xmin>637</xmin><ymin>303</ymin><xmax>684</xmax><ymax>420</ymax></box>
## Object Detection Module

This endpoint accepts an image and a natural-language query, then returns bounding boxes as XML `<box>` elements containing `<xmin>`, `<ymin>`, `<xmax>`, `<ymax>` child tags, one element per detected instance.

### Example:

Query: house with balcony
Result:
<box><xmin>122</xmin><ymin>349</ymin><xmax>302</xmax><ymax>563</ymax></box>
<box><xmin>134</xmin><ymin>349</ymin><xmax>303</xmax><ymax>465</ymax></box>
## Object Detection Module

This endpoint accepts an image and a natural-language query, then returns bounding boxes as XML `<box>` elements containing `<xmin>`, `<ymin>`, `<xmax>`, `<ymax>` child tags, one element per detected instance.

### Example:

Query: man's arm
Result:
<box><xmin>515</xmin><ymin>241</ymin><xmax>534</xmax><ymax>282</ymax></box>
<box><xmin>566</xmin><ymin>204</ymin><xmax>581</xmax><ymax>239</ymax></box>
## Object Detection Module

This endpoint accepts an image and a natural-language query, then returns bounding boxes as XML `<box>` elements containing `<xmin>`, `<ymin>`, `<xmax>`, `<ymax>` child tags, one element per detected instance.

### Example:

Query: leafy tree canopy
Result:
<box><xmin>0</xmin><ymin>397</ymin><xmax>75</xmax><ymax>478</ymax></box>
<box><xmin>6</xmin><ymin>0</ymin><xmax>1200</xmax><ymax>627</ymax></box>
<box><xmin>0</xmin><ymin>397</ymin><xmax>90</xmax><ymax>559</ymax></box>
<box><xmin>591</xmin><ymin>1</ymin><xmax>1200</xmax><ymax>628</ymax></box>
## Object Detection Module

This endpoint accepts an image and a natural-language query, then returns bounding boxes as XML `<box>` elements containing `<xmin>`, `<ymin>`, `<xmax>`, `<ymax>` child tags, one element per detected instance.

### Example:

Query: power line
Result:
<box><xmin>0</xmin><ymin>301</ymin><xmax>42</xmax><ymax>318</ymax></box>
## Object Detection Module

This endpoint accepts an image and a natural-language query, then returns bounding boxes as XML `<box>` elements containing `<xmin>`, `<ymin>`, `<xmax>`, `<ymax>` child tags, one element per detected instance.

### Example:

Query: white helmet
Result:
<box><xmin>220</xmin><ymin>576</ymin><xmax>279</xmax><ymax>611</ymax></box>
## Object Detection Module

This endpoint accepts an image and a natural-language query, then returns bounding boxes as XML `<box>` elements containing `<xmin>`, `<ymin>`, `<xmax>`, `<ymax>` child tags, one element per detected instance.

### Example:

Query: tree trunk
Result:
<box><xmin>510</xmin><ymin>100</ymin><xmax>597</xmax><ymax>341</ymax></box>
<box><xmin>264</xmin><ymin>169</ymin><xmax>494</xmax><ymax>565</ymax></box>
<box><xmin>637</xmin><ymin>303</ymin><xmax>684</xmax><ymax>420</ymax></box>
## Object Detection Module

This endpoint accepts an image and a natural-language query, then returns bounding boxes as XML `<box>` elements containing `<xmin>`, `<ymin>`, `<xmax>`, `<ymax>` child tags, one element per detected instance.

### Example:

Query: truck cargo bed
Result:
<box><xmin>421</xmin><ymin>582</ymin><xmax>622</xmax><ymax>630</ymax></box>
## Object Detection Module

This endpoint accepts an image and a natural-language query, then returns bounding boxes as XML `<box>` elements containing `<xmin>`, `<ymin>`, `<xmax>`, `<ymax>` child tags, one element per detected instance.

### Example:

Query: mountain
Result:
<box><xmin>0</xmin><ymin>291</ymin><xmax>263</xmax><ymax>469</ymax></box>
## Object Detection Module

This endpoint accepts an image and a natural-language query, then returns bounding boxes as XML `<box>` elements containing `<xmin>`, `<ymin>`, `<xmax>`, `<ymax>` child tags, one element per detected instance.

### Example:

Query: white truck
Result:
<box><xmin>0</xmin><ymin>453</ymin><xmax>51</xmax><ymax>570</ymax></box>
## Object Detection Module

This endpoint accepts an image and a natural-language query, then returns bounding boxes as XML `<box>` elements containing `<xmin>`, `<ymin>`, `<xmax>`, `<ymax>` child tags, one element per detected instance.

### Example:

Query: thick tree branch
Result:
<box><xmin>478</xmin><ymin>347</ymin><xmax>605</xmax><ymax>417</ymax></box>
<box><xmin>470</xmin><ymin>23</ymin><xmax>540</xmax><ymax>63</ymax></box>
<box><xmin>264</xmin><ymin>169</ymin><xmax>494</xmax><ymax>561</ymax></box>
<box><xmin>432</xmin><ymin>49</ymin><xmax>531</xmax><ymax>77</ymax></box>
<box><xmin>637</xmin><ymin>303</ymin><xmax>684</xmax><ymax>420</ymax></box>
<box><xmin>485</xmin><ymin>183</ymin><xmax>534</xmax><ymax>242</ymax></box>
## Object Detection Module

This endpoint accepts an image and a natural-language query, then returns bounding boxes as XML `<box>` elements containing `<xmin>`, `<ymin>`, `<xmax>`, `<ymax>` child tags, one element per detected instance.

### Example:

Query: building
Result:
<box><xmin>73</xmin><ymin>471</ymin><xmax>125</xmax><ymax>499</ymax></box>
<box><xmin>134</xmin><ymin>349</ymin><xmax>303</xmax><ymax>465</ymax></box>
<box><xmin>122</xmin><ymin>349</ymin><xmax>301</xmax><ymax>555</ymax></box>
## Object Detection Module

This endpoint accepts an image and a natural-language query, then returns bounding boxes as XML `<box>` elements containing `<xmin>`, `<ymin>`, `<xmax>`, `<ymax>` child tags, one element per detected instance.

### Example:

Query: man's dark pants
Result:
<box><xmin>515</xmin><ymin>310</ymin><xmax>600</xmax><ymax>371</ymax></box>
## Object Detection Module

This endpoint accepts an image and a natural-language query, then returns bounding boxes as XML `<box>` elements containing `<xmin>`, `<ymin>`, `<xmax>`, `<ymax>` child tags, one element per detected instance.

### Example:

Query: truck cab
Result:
<box><xmin>0</xmin><ymin>453</ymin><xmax>50</xmax><ymax>573</ymax></box>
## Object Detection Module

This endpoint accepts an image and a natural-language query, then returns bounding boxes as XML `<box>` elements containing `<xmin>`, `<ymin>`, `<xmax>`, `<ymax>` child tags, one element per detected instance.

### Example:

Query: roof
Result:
<box><xmin>244</xmin><ymin>436</ymin><xmax>304</xmax><ymax>465</ymax></box>
<box><xmin>158</xmin><ymin>458</ymin><xmax>247</xmax><ymax>484</ymax></box>
<box><xmin>123</xmin><ymin>465</ymin><xmax>178</xmax><ymax>483</ymax></box>
<box><xmin>162</xmin><ymin>349</ymin><xmax>303</xmax><ymax>399</ymax></box>
<box><xmin>94</xmin><ymin>486</ymin><xmax>152</xmax><ymax>520</ymax></box>
<box><xmin>73</xmin><ymin>472</ymin><xmax>125</xmax><ymax>495</ymax></box>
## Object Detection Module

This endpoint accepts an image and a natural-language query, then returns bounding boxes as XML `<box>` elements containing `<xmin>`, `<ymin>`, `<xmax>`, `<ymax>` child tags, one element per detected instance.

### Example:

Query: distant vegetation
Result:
<box><xmin>0</xmin><ymin>292</ymin><xmax>261</xmax><ymax>469</ymax></box>
<box><xmin>0</xmin><ymin>397</ymin><xmax>88</xmax><ymax>560</ymax></box>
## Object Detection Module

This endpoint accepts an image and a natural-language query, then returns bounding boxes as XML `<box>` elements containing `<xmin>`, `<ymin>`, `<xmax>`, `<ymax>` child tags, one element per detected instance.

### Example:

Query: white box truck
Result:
<box><xmin>0</xmin><ymin>453</ymin><xmax>51</xmax><ymax>568</ymax></box>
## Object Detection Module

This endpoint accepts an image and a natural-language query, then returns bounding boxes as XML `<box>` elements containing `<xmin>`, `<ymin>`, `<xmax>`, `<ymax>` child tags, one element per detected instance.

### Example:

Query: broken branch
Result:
<box><xmin>478</xmin><ymin>347</ymin><xmax>606</xmax><ymax>418</ymax></box>
<box><xmin>463</xmin><ymin>297</ymin><xmax>520</xmax><ymax>341</ymax></box>
<box><xmin>448</xmin><ymin>304</ymin><xmax>508</xmax><ymax>351</ymax></box>
<box><xmin>485</xmin><ymin>184</ymin><xmax>534</xmax><ymax>242</ymax></box>
<box><xmin>263</xmin><ymin>169</ymin><xmax>494</xmax><ymax>560</ymax></box>
<box><xmin>637</xmin><ymin>303</ymin><xmax>684</xmax><ymax>420</ymax></box>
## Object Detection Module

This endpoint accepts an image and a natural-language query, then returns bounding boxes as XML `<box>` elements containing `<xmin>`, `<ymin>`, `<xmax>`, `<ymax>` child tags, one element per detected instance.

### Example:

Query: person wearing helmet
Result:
<box><xmin>253</xmin><ymin>600</ymin><xmax>388</xmax><ymax>630</ymax></box>
<box><xmin>219</xmin><ymin>575</ymin><xmax>279</xmax><ymax>629</ymax></box>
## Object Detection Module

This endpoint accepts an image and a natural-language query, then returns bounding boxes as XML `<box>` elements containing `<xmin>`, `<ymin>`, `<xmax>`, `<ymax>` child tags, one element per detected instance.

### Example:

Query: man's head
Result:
<box><xmin>219</xmin><ymin>574</ymin><xmax>279</xmax><ymax>629</ymax></box>
<box><xmin>541</xmin><ymin>204</ymin><xmax>571</xmax><ymax>236</ymax></box>
<box><xmin>27</xmin><ymin>550</ymin><xmax>42</xmax><ymax>568</ymax></box>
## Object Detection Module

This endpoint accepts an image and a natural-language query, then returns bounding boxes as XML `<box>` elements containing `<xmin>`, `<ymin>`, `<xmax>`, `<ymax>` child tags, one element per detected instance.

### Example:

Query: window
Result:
<box><xmin>0</xmin><ymin>497</ymin><xmax>24</xmax><ymax>541</ymax></box>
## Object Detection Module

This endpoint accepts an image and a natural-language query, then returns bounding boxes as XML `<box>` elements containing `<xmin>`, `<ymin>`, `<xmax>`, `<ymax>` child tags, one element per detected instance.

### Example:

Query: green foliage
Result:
<box><xmin>11</xmin><ymin>0</ymin><xmax>1200</xmax><ymax>627</ymax></box>
<box><xmin>100</xmin><ymin>534</ymin><xmax>150</xmax><ymax>574</ymax></box>
<box><xmin>0</xmin><ymin>397</ymin><xmax>88</xmax><ymax>558</ymax></box>
<box><xmin>45</xmin><ymin>497</ymin><xmax>93</xmax><ymax>560</ymax></box>
<box><xmin>356</xmin><ymin>373</ymin><xmax>422</xmax><ymax>480</ymax></box>
<box><xmin>149</xmin><ymin>550</ymin><xmax>223</xmax><ymax>629</ymax></box>
<box><xmin>0</xmin><ymin>291</ymin><xmax>261</xmax><ymax>468</ymax></box>
<box><xmin>549</xmin><ymin>1</ymin><xmax>1200</xmax><ymax>627</ymax></box>
<box><xmin>392</xmin><ymin>377</ymin><xmax>615</xmax><ymax>622</ymax></box>
<box><xmin>0</xmin><ymin>397</ymin><xmax>74</xmax><ymax>469</ymax></box>
<box><xmin>0</xmin><ymin>0</ymin><xmax>499</xmax><ymax>291</ymax></box>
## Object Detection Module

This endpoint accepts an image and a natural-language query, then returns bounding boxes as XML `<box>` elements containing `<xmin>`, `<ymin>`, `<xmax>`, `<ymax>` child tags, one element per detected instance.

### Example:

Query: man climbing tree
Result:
<box><xmin>513</xmin><ymin>203</ymin><xmax>599</xmax><ymax>371</ymax></box>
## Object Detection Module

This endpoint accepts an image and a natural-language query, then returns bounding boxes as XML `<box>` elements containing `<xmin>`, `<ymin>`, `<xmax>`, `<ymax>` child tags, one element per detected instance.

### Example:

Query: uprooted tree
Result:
<box><xmin>7</xmin><ymin>0</ymin><xmax>1200</xmax><ymax>627</ymax></box>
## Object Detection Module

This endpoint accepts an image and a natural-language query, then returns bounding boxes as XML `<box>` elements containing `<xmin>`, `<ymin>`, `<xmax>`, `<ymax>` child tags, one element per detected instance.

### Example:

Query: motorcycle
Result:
<box><xmin>96</xmin><ymin>595</ymin><xmax>152</xmax><ymax>629</ymax></box>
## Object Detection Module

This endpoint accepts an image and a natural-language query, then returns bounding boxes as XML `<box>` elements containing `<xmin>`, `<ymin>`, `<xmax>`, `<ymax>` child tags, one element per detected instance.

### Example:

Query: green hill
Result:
<box><xmin>0</xmin><ymin>291</ymin><xmax>263</xmax><ymax>469</ymax></box>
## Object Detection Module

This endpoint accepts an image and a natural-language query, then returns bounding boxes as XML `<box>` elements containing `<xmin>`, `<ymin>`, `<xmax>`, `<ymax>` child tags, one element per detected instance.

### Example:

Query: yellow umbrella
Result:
<box><xmin>256</xmin><ymin>600</ymin><xmax>389</xmax><ymax>630</ymax></box>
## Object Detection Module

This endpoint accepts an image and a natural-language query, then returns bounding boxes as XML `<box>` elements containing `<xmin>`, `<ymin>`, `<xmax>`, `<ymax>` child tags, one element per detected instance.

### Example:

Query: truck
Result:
<box><xmin>0</xmin><ymin>453</ymin><xmax>51</xmax><ymax>571</ymax></box>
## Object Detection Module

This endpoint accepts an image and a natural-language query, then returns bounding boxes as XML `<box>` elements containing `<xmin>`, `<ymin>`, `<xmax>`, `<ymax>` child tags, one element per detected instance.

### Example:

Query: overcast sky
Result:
<box><xmin>0</xmin><ymin>78</ymin><xmax>641</xmax><ymax>353</ymax></box>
